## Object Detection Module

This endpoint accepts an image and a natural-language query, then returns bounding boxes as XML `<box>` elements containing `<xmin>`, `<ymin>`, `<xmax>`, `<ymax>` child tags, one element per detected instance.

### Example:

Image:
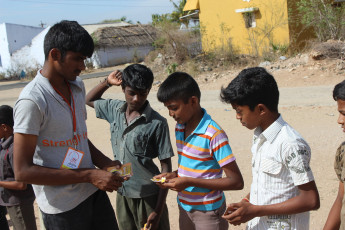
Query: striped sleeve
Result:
<box><xmin>210</xmin><ymin>129</ymin><xmax>235</xmax><ymax>167</ymax></box>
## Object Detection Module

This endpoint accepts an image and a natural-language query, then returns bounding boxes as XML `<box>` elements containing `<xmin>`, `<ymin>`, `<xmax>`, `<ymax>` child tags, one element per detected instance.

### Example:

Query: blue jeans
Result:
<box><xmin>41</xmin><ymin>190</ymin><xmax>118</xmax><ymax>230</ymax></box>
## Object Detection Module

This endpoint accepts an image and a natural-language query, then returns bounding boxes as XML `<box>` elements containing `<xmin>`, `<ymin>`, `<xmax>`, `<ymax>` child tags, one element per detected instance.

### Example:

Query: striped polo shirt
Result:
<box><xmin>176</xmin><ymin>109</ymin><xmax>236</xmax><ymax>212</ymax></box>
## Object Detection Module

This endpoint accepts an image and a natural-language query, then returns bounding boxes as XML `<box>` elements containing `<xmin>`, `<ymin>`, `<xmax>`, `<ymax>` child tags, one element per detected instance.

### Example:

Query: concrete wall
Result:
<box><xmin>0</xmin><ymin>23</ymin><xmax>44</xmax><ymax>76</ymax></box>
<box><xmin>6</xmin><ymin>23</ymin><xmax>44</xmax><ymax>55</ymax></box>
<box><xmin>90</xmin><ymin>45</ymin><xmax>153</xmax><ymax>68</ymax></box>
<box><xmin>11</xmin><ymin>27</ymin><xmax>49</xmax><ymax>75</ymax></box>
<box><xmin>0</xmin><ymin>24</ymin><xmax>10</xmax><ymax>73</ymax></box>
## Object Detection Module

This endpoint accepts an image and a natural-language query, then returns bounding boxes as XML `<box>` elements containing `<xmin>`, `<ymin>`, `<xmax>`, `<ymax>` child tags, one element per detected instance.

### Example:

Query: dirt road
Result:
<box><xmin>1</xmin><ymin>72</ymin><xmax>343</xmax><ymax>230</ymax></box>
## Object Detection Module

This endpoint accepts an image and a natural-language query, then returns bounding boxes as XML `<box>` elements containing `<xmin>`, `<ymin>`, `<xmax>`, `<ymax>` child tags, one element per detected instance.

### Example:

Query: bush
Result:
<box><xmin>297</xmin><ymin>0</ymin><xmax>345</xmax><ymax>41</ymax></box>
<box><xmin>152</xmin><ymin>21</ymin><xmax>201</xmax><ymax>63</ymax></box>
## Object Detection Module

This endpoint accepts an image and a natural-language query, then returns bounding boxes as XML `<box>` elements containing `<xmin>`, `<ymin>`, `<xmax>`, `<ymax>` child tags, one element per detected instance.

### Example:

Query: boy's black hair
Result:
<box><xmin>44</xmin><ymin>20</ymin><xmax>94</xmax><ymax>60</ymax></box>
<box><xmin>157</xmin><ymin>72</ymin><xmax>201</xmax><ymax>104</ymax></box>
<box><xmin>121</xmin><ymin>64</ymin><xmax>154</xmax><ymax>90</ymax></box>
<box><xmin>0</xmin><ymin>105</ymin><xmax>14</xmax><ymax>128</ymax></box>
<box><xmin>333</xmin><ymin>80</ymin><xmax>345</xmax><ymax>101</ymax></box>
<box><xmin>220</xmin><ymin>67</ymin><xmax>279</xmax><ymax>112</ymax></box>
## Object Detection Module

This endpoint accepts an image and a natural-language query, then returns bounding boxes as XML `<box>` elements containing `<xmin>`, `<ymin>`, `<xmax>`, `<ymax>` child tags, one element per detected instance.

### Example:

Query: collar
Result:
<box><xmin>37</xmin><ymin>69</ymin><xmax>83</xmax><ymax>93</ymax></box>
<box><xmin>0</xmin><ymin>135</ymin><xmax>13</xmax><ymax>150</ymax></box>
<box><xmin>254</xmin><ymin>115</ymin><xmax>285</xmax><ymax>143</ymax></box>
<box><xmin>191</xmin><ymin>108</ymin><xmax>212</xmax><ymax>134</ymax></box>
<box><xmin>120</xmin><ymin>100</ymin><xmax>152</xmax><ymax>122</ymax></box>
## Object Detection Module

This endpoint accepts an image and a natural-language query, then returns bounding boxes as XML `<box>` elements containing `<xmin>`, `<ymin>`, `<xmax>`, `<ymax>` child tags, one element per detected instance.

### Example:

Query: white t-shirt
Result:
<box><xmin>247</xmin><ymin>115</ymin><xmax>314</xmax><ymax>230</ymax></box>
<box><xmin>14</xmin><ymin>71</ymin><xmax>97</xmax><ymax>214</ymax></box>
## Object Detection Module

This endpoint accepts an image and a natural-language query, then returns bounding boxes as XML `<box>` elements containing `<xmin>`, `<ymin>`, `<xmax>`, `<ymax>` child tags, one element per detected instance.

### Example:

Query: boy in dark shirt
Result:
<box><xmin>0</xmin><ymin>105</ymin><xmax>37</xmax><ymax>229</ymax></box>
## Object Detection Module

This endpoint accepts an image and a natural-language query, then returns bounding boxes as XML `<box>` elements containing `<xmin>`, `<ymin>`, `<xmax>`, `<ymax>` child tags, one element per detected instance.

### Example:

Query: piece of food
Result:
<box><xmin>107</xmin><ymin>163</ymin><xmax>133</xmax><ymax>178</ymax></box>
<box><xmin>151</xmin><ymin>176</ymin><xmax>166</xmax><ymax>183</ymax></box>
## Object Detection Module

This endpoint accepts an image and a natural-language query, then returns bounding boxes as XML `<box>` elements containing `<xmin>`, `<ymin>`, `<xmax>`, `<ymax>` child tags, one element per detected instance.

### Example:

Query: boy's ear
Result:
<box><xmin>50</xmin><ymin>48</ymin><xmax>61</xmax><ymax>61</ymax></box>
<box><xmin>190</xmin><ymin>96</ymin><xmax>199</xmax><ymax>106</ymax></box>
<box><xmin>257</xmin><ymin>104</ymin><xmax>267</xmax><ymax>115</ymax></box>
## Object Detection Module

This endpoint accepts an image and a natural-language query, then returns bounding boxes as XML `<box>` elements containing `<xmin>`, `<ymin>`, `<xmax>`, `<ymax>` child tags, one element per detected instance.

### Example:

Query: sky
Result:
<box><xmin>0</xmin><ymin>0</ymin><xmax>174</xmax><ymax>27</ymax></box>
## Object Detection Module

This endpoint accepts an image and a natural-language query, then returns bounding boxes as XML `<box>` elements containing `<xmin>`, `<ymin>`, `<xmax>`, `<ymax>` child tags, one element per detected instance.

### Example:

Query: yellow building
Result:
<box><xmin>183</xmin><ymin>0</ymin><xmax>312</xmax><ymax>55</ymax></box>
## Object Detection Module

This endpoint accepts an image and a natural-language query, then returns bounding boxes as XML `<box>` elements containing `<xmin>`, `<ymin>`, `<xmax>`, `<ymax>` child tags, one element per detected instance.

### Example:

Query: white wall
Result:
<box><xmin>91</xmin><ymin>45</ymin><xmax>153</xmax><ymax>68</ymax></box>
<box><xmin>11</xmin><ymin>27</ymin><xmax>49</xmax><ymax>75</ymax></box>
<box><xmin>0</xmin><ymin>24</ymin><xmax>10</xmax><ymax>73</ymax></box>
<box><xmin>0</xmin><ymin>23</ymin><xmax>44</xmax><ymax>76</ymax></box>
<box><xmin>6</xmin><ymin>23</ymin><xmax>44</xmax><ymax>55</ymax></box>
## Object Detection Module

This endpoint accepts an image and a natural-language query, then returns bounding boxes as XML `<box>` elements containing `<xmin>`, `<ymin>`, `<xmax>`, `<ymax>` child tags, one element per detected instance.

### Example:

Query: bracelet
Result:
<box><xmin>104</xmin><ymin>77</ymin><xmax>112</xmax><ymax>87</ymax></box>
<box><xmin>242</xmin><ymin>197</ymin><xmax>250</xmax><ymax>202</ymax></box>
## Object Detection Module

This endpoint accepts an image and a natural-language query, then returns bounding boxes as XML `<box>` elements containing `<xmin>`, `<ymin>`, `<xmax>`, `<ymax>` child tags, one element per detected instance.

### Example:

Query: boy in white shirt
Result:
<box><xmin>220</xmin><ymin>67</ymin><xmax>320</xmax><ymax>230</ymax></box>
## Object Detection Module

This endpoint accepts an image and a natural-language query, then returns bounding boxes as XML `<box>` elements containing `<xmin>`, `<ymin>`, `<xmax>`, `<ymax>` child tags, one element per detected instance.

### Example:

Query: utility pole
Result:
<box><xmin>39</xmin><ymin>21</ymin><xmax>46</xmax><ymax>28</ymax></box>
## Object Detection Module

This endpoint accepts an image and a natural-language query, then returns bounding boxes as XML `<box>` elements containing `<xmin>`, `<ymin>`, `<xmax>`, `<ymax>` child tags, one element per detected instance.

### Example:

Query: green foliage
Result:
<box><xmin>152</xmin><ymin>14</ymin><xmax>171</xmax><ymax>26</ymax></box>
<box><xmin>166</xmin><ymin>63</ymin><xmax>178</xmax><ymax>74</ymax></box>
<box><xmin>100</xmin><ymin>19</ymin><xmax>122</xmax><ymax>23</ymax></box>
<box><xmin>296</xmin><ymin>0</ymin><xmax>345</xmax><ymax>41</ymax></box>
<box><xmin>153</xmin><ymin>37</ymin><xmax>167</xmax><ymax>49</ymax></box>
<box><xmin>99</xmin><ymin>17</ymin><xmax>133</xmax><ymax>24</ymax></box>
<box><xmin>170</xmin><ymin>0</ymin><xmax>188</xmax><ymax>27</ymax></box>
<box><xmin>271</xmin><ymin>43</ymin><xmax>289</xmax><ymax>55</ymax></box>
<box><xmin>151</xmin><ymin>0</ymin><xmax>188</xmax><ymax>27</ymax></box>
<box><xmin>91</xmin><ymin>33</ymin><xmax>99</xmax><ymax>48</ymax></box>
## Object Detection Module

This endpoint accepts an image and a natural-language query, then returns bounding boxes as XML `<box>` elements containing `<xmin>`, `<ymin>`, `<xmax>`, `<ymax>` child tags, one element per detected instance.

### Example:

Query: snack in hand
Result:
<box><xmin>141</xmin><ymin>223</ymin><xmax>151</xmax><ymax>230</ymax></box>
<box><xmin>223</xmin><ymin>206</ymin><xmax>237</xmax><ymax>215</ymax></box>
<box><xmin>107</xmin><ymin>162</ymin><xmax>133</xmax><ymax>178</ymax></box>
<box><xmin>151</xmin><ymin>177</ymin><xmax>166</xmax><ymax>183</ymax></box>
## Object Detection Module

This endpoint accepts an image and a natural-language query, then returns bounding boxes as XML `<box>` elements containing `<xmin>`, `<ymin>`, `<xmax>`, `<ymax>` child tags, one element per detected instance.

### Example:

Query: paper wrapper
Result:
<box><xmin>150</xmin><ymin>177</ymin><xmax>166</xmax><ymax>183</ymax></box>
<box><xmin>141</xmin><ymin>223</ymin><xmax>151</xmax><ymax>230</ymax></box>
<box><xmin>107</xmin><ymin>163</ymin><xmax>133</xmax><ymax>178</ymax></box>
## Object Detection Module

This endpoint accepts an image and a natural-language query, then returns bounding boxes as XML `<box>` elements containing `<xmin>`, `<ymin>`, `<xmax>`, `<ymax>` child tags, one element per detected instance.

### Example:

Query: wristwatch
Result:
<box><xmin>104</xmin><ymin>77</ymin><xmax>112</xmax><ymax>87</ymax></box>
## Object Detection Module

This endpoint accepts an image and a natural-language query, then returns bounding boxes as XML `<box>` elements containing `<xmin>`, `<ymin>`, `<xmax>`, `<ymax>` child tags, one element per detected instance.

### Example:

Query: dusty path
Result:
<box><xmin>1</xmin><ymin>70</ymin><xmax>343</xmax><ymax>229</ymax></box>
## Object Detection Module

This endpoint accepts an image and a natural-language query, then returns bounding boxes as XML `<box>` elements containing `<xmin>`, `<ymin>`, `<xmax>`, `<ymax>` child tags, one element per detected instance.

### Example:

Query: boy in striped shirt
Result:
<box><xmin>154</xmin><ymin>72</ymin><xmax>244</xmax><ymax>230</ymax></box>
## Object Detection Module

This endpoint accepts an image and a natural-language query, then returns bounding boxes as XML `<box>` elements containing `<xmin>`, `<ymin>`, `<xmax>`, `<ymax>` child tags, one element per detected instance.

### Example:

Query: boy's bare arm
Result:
<box><xmin>0</xmin><ymin>181</ymin><xmax>27</xmax><ymax>190</ymax></box>
<box><xmin>159</xmin><ymin>160</ymin><xmax>244</xmax><ymax>191</ymax></box>
<box><xmin>88</xmin><ymin>139</ymin><xmax>121</xmax><ymax>170</ymax></box>
<box><xmin>223</xmin><ymin>180</ymin><xmax>320</xmax><ymax>225</ymax></box>
<box><xmin>86</xmin><ymin>70</ymin><xmax>122</xmax><ymax>108</ymax></box>
<box><xmin>146</xmin><ymin>158</ymin><xmax>172</xmax><ymax>230</ymax></box>
<box><xmin>323</xmin><ymin>181</ymin><xmax>343</xmax><ymax>230</ymax></box>
<box><xmin>13</xmin><ymin>133</ymin><xmax>123</xmax><ymax>192</ymax></box>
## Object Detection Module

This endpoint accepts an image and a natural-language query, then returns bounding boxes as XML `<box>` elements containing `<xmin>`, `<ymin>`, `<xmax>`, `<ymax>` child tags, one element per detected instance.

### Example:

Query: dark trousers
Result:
<box><xmin>41</xmin><ymin>190</ymin><xmax>118</xmax><ymax>230</ymax></box>
<box><xmin>0</xmin><ymin>205</ymin><xmax>9</xmax><ymax>230</ymax></box>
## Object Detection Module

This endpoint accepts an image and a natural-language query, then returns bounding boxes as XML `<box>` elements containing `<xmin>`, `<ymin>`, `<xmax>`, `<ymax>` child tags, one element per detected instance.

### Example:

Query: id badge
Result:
<box><xmin>61</xmin><ymin>147</ymin><xmax>84</xmax><ymax>169</ymax></box>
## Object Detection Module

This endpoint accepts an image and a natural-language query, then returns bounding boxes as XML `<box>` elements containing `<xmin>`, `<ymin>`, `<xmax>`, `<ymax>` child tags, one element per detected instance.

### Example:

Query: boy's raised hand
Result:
<box><xmin>222</xmin><ymin>201</ymin><xmax>257</xmax><ymax>226</ymax></box>
<box><xmin>107</xmin><ymin>70</ymin><xmax>122</xmax><ymax>86</ymax></box>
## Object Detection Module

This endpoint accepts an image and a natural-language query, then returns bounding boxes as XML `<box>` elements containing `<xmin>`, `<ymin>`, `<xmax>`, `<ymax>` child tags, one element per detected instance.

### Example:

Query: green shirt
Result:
<box><xmin>95</xmin><ymin>99</ymin><xmax>174</xmax><ymax>198</ymax></box>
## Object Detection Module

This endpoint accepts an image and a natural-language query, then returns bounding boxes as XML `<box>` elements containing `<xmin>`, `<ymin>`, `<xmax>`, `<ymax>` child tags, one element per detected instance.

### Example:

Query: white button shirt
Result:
<box><xmin>247</xmin><ymin>115</ymin><xmax>314</xmax><ymax>230</ymax></box>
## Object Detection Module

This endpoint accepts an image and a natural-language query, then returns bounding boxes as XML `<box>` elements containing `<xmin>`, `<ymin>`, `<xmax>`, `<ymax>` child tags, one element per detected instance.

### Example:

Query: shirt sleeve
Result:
<box><xmin>94</xmin><ymin>99</ymin><xmax>120</xmax><ymax>123</ymax></box>
<box><xmin>210</xmin><ymin>130</ymin><xmax>236</xmax><ymax>168</ymax></box>
<box><xmin>334</xmin><ymin>142</ymin><xmax>345</xmax><ymax>183</ymax></box>
<box><xmin>155</xmin><ymin>119</ymin><xmax>174</xmax><ymax>160</ymax></box>
<box><xmin>283</xmin><ymin>143</ymin><xmax>314</xmax><ymax>186</ymax></box>
<box><xmin>13</xmin><ymin>99</ymin><xmax>42</xmax><ymax>136</ymax></box>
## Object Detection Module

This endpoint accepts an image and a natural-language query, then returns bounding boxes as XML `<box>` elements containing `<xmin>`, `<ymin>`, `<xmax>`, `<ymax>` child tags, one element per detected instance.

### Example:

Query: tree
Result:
<box><xmin>296</xmin><ymin>0</ymin><xmax>345</xmax><ymax>41</ymax></box>
<box><xmin>170</xmin><ymin>0</ymin><xmax>187</xmax><ymax>23</ymax></box>
<box><xmin>151</xmin><ymin>0</ymin><xmax>188</xmax><ymax>27</ymax></box>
